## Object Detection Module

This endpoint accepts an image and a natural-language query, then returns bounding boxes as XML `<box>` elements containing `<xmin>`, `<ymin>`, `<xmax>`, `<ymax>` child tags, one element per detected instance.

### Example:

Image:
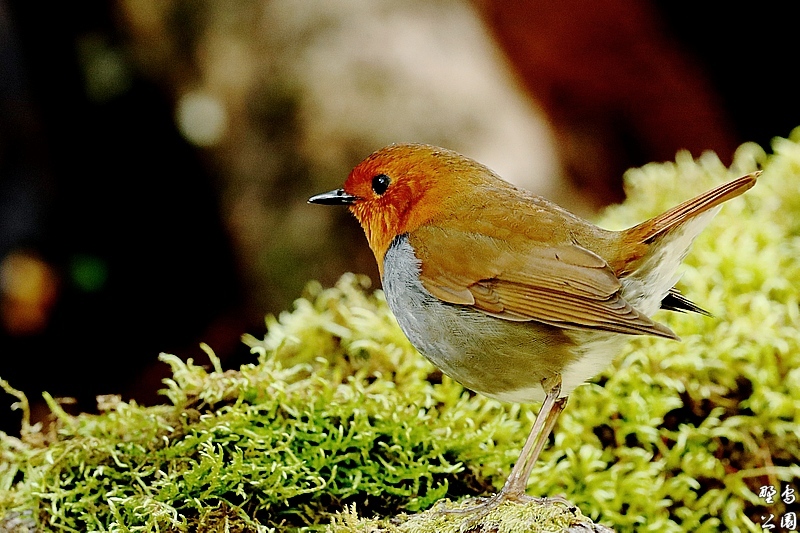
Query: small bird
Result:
<box><xmin>309</xmin><ymin>143</ymin><xmax>757</xmax><ymax>512</ymax></box>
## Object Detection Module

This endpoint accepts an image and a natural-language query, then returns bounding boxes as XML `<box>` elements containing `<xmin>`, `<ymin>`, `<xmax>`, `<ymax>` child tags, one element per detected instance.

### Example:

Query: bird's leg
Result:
<box><xmin>442</xmin><ymin>374</ymin><xmax>570</xmax><ymax>517</ymax></box>
<box><xmin>495</xmin><ymin>374</ymin><xmax>568</xmax><ymax>502</ymax></box>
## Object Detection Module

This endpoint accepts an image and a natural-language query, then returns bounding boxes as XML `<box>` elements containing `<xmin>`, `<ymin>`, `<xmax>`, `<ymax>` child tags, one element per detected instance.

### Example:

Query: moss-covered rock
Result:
<box><xmin>2</xmin><ymin>131</ymin><xmax>799</xmax><ymax>532</ymax></box>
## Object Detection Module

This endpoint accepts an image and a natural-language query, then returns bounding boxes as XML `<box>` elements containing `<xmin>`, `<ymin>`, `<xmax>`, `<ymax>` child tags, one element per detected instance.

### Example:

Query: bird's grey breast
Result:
<box><xmin>381</xmin><ymin>234</ymin><xmax>580</xmax><ymax>403</ymax></box>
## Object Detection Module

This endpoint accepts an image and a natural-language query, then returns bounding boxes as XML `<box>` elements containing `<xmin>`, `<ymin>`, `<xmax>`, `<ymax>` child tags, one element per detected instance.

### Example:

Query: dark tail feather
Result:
<box><xmin>661</xmin><ymin>288</ymin><xmax>712</xmax><ymax>317</ymax></box>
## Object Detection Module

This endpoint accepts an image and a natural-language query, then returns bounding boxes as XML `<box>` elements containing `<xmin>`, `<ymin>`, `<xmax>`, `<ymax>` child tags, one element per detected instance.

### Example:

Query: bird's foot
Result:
<box><xmin>437</xmin><ymin>486</ymin><xmax>574</xmax><ymax>527</ymax></box>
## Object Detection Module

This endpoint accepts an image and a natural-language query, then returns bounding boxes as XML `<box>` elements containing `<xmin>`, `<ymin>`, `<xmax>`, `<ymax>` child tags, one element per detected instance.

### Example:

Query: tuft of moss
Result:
<box><xmin>0</xmin><ymin>277</ymin><xmax>509</xmax><ymax>532</ymax></box>
<box><xmin>328</xmin><ymin>499</ymin><xmax>614</xmax><ymax>533</ymax></box>
<box><xmin>2</xmin><ymin>130</ymin><xmax>800</xmax><ymax>532</ymax></box>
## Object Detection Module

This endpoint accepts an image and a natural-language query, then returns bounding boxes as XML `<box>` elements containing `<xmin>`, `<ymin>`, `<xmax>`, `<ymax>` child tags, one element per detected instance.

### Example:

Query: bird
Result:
<box><xmin>308</xmin><ymin>143</ymin><xmax>758</xmax><ymax>513</ymax></box>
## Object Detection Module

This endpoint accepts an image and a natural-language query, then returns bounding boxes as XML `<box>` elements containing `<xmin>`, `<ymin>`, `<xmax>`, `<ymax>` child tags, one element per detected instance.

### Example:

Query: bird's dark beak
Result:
<box><xmin>308</xmin><ymin>188</ymin><xmax>359</xmax><ymax>205</ymax></box>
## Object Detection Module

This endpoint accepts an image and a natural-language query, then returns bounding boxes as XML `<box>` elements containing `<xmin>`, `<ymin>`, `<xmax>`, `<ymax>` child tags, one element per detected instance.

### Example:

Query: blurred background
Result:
<box><xmin>1</xmin><ymin>0</ymin><xmax>797</xmax><ymax>433</ymax></box>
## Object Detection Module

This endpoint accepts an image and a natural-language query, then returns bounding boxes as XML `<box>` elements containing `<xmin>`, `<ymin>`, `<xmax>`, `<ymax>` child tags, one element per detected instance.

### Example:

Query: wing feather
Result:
<box><xmin>409</xmin><ymin>224</ymin><xmax>677</xmax><ymax>339</ymax></box>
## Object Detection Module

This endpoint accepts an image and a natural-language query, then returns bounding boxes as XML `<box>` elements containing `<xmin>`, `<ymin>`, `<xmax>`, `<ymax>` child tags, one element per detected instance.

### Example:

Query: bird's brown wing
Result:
<box><xmin>409</xmin><ymin>225</ymin><xmax>677</xmax><ymax>339</ymax></box>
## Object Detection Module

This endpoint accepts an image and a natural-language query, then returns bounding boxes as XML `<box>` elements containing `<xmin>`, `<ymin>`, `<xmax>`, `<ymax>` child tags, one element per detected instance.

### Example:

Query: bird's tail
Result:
<box><xmin>619</xmin><ymin>171</ymin><xmax>759</xmax><ymax>317</ymax></box>
<box><xmin>628</xmin><ymin>171</ymin><xmax>759</xmax><ymax>244</ymax></box>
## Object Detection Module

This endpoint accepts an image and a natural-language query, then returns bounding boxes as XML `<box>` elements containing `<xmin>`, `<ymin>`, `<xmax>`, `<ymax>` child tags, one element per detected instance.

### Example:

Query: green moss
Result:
<box><xmin>328</xmin><ymin>499</ymin><xmax>605</xmax><ymax>533</ymax></box>
<box><xmin>2</xmin><ymin>131</ymin><xmax>800</xmax><ymax>532</ymax></box>
<box><xmin>0</xmin><ymin>279</ymin><xmax>505</xmax><ymax>532</ymax></box>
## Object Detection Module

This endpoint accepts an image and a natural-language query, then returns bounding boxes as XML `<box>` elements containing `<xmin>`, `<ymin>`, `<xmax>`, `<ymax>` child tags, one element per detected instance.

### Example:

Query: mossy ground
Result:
<box><xmin>2</xmin><ymin>131</ymin><xmax>800</xmax><ymax>532</ymax></box>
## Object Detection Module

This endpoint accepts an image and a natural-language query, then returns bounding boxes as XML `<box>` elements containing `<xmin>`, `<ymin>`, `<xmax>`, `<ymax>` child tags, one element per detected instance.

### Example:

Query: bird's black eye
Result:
<box><xmin>371</xmin><ymin>174</ymin><xmax>391</xmax><ymax>195</ymax></box>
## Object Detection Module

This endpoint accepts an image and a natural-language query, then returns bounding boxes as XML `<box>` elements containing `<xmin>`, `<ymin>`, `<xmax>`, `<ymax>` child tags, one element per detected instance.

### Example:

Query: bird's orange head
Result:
<box><xmin>309</xmin><ymin>143</ymin><xmax>501</xmax><ymax>273</ymax></box>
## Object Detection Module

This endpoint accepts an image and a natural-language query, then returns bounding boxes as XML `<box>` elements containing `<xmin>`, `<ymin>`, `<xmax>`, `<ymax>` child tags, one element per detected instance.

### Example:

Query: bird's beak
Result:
<box><xmin>308</xmin><ymin>188</ymin><xmax>360</xmax><ymax>205</ymax></box>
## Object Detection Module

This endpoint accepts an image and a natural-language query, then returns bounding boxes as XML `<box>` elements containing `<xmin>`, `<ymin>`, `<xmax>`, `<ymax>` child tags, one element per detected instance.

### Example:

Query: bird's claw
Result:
<box><xmin>437</xmin><ymin>489</ymin><xmax>575</xmax><ymax>530</ymax></box>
